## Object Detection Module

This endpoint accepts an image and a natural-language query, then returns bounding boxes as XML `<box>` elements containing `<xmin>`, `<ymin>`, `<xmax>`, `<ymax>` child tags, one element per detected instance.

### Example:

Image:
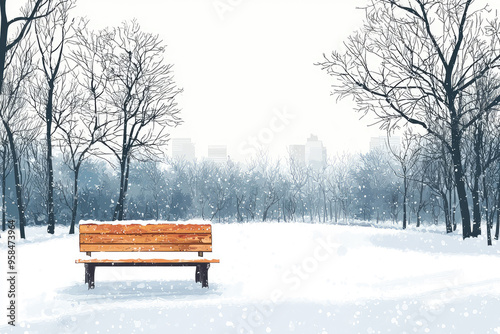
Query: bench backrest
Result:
<box><xmin>79</xmin><ymin>223</ymin><xmax>213</xmax><ymax>253</ymax></box>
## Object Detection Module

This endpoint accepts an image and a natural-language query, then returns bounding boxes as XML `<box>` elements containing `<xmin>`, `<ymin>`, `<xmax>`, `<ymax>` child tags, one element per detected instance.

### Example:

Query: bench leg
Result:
<box><xmin>200</xmin><ymin>263</ymin><xmax>210</xmax><ymax>288</ymax></box>
<box><xmin>195</xmin><ymin>265</ymin><xmax>201</xmax><ymax>283</ymax></box>
<box><xmin>86</xmin><ymin>264</ymin><xmax>96</xmax><ymax>289</ymax></box>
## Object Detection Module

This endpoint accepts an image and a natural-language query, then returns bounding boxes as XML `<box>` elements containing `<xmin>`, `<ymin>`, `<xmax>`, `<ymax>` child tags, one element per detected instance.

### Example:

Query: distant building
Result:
<box><xmin>171</xmin><ymin>138</ymin><xmax>196</xmax><ymax>162</ymax></box>
<box><xmin>369</xmin><ymin>136</ymin><xmax>400</xmax><ymax>154</ymax></box>
<box><xmin>289</xmin><ymin>144</ymin><xmax>305</xmax><ymax>164</ymax></box>
<box><xmin>306</xmin><ymin>134</ymin><xmax>327</xmax><ymax>169</ymax></box>
<box><xmin>290</xmin><ymin>135</ymin><xmax>327</xmax><ymax>169</ymax></box>
<box><xmin>207</xmin><ymin>145</ymin><xmax>227</xmax><ymax>163</ymax></box>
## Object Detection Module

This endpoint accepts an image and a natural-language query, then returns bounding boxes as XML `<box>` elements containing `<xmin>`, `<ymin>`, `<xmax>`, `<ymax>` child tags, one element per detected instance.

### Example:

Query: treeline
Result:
<box><xmin>4</xmin><ymin>130</ymin><xmax>499</xmax><ymax>245</ymax></box>
<box><xmin>114</xmin><ymin>134</ymin><xmax>500</xmax><ymax>242</ymax></box>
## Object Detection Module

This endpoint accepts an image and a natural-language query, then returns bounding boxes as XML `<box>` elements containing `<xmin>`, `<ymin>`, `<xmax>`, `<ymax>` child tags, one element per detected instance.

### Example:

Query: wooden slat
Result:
<box><xmin>80</xmin><ymin>243</ymin><xmax>212</xmax><ymax>252</ymax></box>
<box><xmin>80</xmin><ymin>233</ymin><xmax>212</xmax><ymax>244</ymax></box>
<box><xmin>79</xmin><ymin>224</ymin><xmax>211</xmax><ymax>234</ymax></box>
<box><xmin>75</xmin><ymin>258</ymin><xmax>220</xmax><ymax>264</ymax></box>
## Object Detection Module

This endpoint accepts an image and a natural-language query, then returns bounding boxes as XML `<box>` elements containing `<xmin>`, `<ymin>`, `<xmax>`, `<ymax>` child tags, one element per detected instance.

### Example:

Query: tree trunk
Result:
<box><xmin>276</xmin><ymin>200</ymin><xmax>280</xmax><ymax>223</ymax></box>
<box><xmin>3</xmin><ymin>121</ymin><xmax>26</xmax><ymax>238</ymax></box>
<box><xmin>329</xmin><ymin>200</ymin><xmax>333</xmax><ymax>222</ymax></box>
<box><xmin>335</xmin><ymin>201</ymin><xmax>339</xmax><ymax>222</ymax></box>
<box><xmin>2</xmin><ymin>141</ymin><xmax>6</xmax><ymax>231</ymax></box>
<box><xmin>112</xmin><ymin>165</ymin><xmax>124</xmax><ymax>221</ymax></box>
<box><xmin>236</xmin><ymin>196</ymin><xmax>243</xmax><ymax>222</ymax></box>
<box><xmin>0</xmin><ymin>0</ymin><xmax>8</xmax><ymax>95</ymax></box>
<box><xmin>442</xmin><ymin>191</ymin><xmax>452</xmax><ymax>233</ymax></box>
<box><xmin>495</xmin><ymin>167</ymin><xmax>500</xmax><ymax>240</ymax></box>
<box><xmin>448</xmin><ymin>186</ymin><xmax>452</xmax><ymax>231</ymax></box>
<box><xmin>0</xmin><ymin>3</ymin><xmax>8</xmax><ymax>233</ymax></box>
<box><xmin>262</xmin><ymin>206</ymin><xmax>269</xmax><ymax>222</ymax></box>
<box><xmin>450</xmin><ymin>123</ymin><xmax>471</xmax><ymax>238</ymax></box>
<box><xmin>471</xmin><ymin>126</ymin><xmax>482</xmax><ymax>237</ymax></box>
<box><xmin>118</xmin><ymin>156</ymin><xmax>131</xmax><ymax>221</ymax></box>
<box><xmin>218</xmin><ymin>204</ymin><xmax>221</xmax><ymax>223</ymax></box>
<box><xmin>482</xmin><ymin>165</ymin><xmax>491</xmax><ymax>246</ymax></box>
<box><xmin>69</xmin><ymin>168</ymin><xmax>79</xmax><ymax>234</ymax></box>
<box><xmin>282</xmin><ymin>199</ymin><xmax>286</xmax><ymax>223</ymax></box>
<box><xmin>487</xmin><ymin>215</ymin><xmax>492</xmax><ymax>246</ymax></box>
<box><xmin>452</xmin><ymin>188</ymin><xmax>457</xmax><ymax>231</ymax></box>
<box><xmin>323</xmin><ymin>189</ymin><xmax>327</xmax><ymax>223</ymax></box>
<box><xmin>416</xmin><ymin>180</ymin><xmax>424</xmax><ymax>228</ymax></box>
<box><xmin>403</xmin><ymin>173</ymin><xmax>407</xmax><ymax>229</ymax></box>
<box><xmin>46</xmin><ymin>83</ymin><xmax>55</xmax><ymax>234</ymax></box>
<box><xmin>483</xmin><ymin>177</ymin><xmax>490</xmax><ymax>230</ymax></box>
<box><xmin>113</xmin><ymin>155</ymin><xmax>128</xmax><ymax>221</ymax></box>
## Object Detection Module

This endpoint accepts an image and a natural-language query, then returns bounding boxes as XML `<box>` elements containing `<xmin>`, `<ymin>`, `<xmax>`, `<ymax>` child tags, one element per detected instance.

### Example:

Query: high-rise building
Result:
<box><xmin>305</xmin><ymin>134</ymin><xmax>327</xmax><ymax>169</ymax></box>
<box><xmin>289</xmin><ymin>144</ymin><xmax>306</xmax><ymax>164</ymax></box>
<box><xmin>171</xmin><ymin>138</ymin><xmax>196</xmax><ymax>161</ymax></box>
<box><xmin>289</xmin><ymin>135</ymin><xmax>327</xmax><ymax>169</ymax></box>
<box><xmin>207</xmin><ymin>145</ymin><xmax>227</xmax><ymax>163</ymax></box>
<box><xmin>369</xmin><ymin>136</ymin><xmax>400</xmax><ymax>154</ymax></box>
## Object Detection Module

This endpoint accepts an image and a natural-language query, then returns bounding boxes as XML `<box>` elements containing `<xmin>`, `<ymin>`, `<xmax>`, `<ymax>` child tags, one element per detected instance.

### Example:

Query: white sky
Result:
<box><xmin>72</xmin><ymin>0</ymin><xmax>394</xmax><ymax>161</ymax></box>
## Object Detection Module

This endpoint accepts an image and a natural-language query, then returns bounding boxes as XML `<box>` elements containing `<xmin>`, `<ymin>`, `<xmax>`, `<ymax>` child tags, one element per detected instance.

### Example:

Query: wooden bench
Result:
<box><xmin>75</xmin><ymin>223</ymin><xmax>220</xmax><ymax>289</ymax></box>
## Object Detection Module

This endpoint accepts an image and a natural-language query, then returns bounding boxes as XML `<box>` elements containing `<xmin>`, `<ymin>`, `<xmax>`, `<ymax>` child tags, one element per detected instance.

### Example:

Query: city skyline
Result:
<box><xmin>73</xmin><ymin>0</ymin><xmax>390</xmax><ymax>162</ymax></box>
<box><xmin>171</xmin><ymin>133</ymin><xmax>399</xmax><ymax>162</ymax></box>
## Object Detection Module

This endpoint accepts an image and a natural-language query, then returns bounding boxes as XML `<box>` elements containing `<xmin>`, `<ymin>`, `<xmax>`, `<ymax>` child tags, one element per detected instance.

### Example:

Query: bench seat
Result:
<box><xmin>76</xmin><ymin>222</ymin><xmax>219</xmax><ymax>289</ymax></box>
<box><xmin>76</xmin><ymin>259</ymin><xmax>220</xmax><ymax>264</ymax></box>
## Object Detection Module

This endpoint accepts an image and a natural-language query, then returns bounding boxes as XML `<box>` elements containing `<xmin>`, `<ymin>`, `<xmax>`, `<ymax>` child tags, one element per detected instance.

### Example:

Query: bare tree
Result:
<box><xmin>310</xmin><ymin>165</ymin><xmax>328</xmax><ymax>223</ymax></box>
<box><xmin>287</xmin><ymin>154</ymin><xmax>308</xmax><ymax>222</ymax></box>
<box><xmin>0</xmin><ymin>132</ymin><xmax>11</xmax><ymax>230</ymax></box>
<box><xmin>409</xmin><ymin>157</ymin><xmax>430</xmax><ymax>228</ymax></box>
<box><xmin>330</xmin><ymin>153</ymin><xmax>356</xmax><ymax>222</ymax></box>
<box><xmin>318</xmin><ymin>0</ymin><xmax>500</xmax><ymax>239</ymax></box>
<box><xmin>255</xmin><ymin>154</ymin><xmax>282</xmax><ymax>222</ymax></box>
<box><xmin>100</xmin><ymin>20</ymin><xmax>182</xmax><ymax>221</ymax></box>
<box><xmin>495</xmin><ymin>161</ymin><xmax>500</xmax><ymax>241</ymax></box>
<box><xmin>461</xmin><ymin>73</ymin><xmax>500</xmax><ymax>244</ymax></box>
<box><xmin>0</xmin><ymin>42</ymin><xmax>38</xmax><ymax>238</ymax></box>
<box><xmin>191</xmin><ymin>160</ymin><xmax>213</xmax><ymax>220</ymax></box>
<box><xmin>53</xmin><ymin>81</ymin><xmax>109</xmax><ymax>233</ymax></box>
<box><xmin>208</xmin><ymin>163</ymin><xmax>231</xmax><ymax>223</ymax></box>
<box><xmin>355</xmin><ymin>151</ymin><xmax>394</xmax><ymax>223</ymax></box>
<box><xmin>388</xmin><ymin>129</ymin><xmax>421</xmax><ymax>229</ymax></box>
<box><xmin>23</xmin><ymin>139</ymin><xmax>49</xmax><ymax>226</ymax></box>
<box><xmin>227</xmin><ymin>162</ymin><xmax>248</xmax><ymax>222</ymax></box>
<box><xmin>0</xmin><ymin>0</ymin><xmax>65</xmax><ymax>234</ymax></box>
<box><xmin>140</xmin><ymin>161</ymin><xmax>168</xmax><ymax>220</ymax></box>
<box><xmin>420</xmin><ymin>138</ymin><xmax>456</xmax><ymax>233</ymax></box>
<box><xmin>54</xmin><ymin>22</ymin><xmax>113</xmax><ymax>234</ymax></box>
<box><xmin>243</xmin><ymin>162</ymin><xmax>259</xmax><ymax>222</ymax></box>
<box><xmin>30</xmin><ymin>0</ymin><xmax>74</xmax><ymax>234</ymax></box>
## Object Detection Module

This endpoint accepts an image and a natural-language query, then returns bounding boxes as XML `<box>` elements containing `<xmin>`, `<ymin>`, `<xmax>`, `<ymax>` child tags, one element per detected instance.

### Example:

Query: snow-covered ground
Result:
<box><xmin>1</xmin><ymin>221</ymin><xmax>500</xmax><ymax>334</ymax></box>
